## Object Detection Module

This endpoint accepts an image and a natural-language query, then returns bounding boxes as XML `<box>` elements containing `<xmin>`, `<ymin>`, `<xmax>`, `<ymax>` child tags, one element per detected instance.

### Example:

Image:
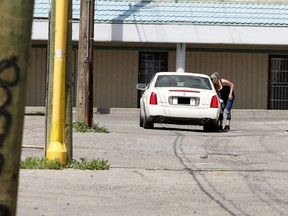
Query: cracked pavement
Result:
<box><xmin>18</xmin><ymin>108</ymin><xmax>288</xmax><ymax>216</ymax></box>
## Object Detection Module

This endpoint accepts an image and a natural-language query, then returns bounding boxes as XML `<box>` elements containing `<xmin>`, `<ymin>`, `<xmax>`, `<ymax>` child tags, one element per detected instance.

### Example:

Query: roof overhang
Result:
<box><xmin>32</xmin><ymin>20</ymin><xmax>288</xmax><ymax>45</ymax></box>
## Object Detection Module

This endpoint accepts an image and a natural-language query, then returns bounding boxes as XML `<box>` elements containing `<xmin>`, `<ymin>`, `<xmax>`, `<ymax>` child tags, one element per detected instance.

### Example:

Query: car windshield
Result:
<box><xmin>155</xmin><ymin>75</ymin><xmax>212</xmax><ymax>90</ymax></box>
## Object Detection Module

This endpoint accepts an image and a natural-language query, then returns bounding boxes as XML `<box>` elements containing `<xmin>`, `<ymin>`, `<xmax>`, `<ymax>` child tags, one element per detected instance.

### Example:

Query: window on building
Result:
<box><xmin>269</xmin><ymin>55</ymin><xmax>288</xmax><ymax>110</ymax></box>
<box><xmin>137</xmin><ymin>52</ymin><xmax>168</xmax><ymax>107</ymax></box>
<box><xmin>138</xmin><ymin>52</ymin><xmax>168</xmax><ymax>84</ymax></box>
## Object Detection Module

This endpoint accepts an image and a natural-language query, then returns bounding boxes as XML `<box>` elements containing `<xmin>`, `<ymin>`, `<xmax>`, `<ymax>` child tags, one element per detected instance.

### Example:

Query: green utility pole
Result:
<box><xmin>0</xmin><ymin>1</ymin><xmax>34</xmax><ymax>215</ymax></box>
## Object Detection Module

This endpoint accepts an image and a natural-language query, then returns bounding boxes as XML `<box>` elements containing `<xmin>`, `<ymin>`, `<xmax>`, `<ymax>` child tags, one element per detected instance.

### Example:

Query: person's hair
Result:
<box><xmin>210</xmin><ymin>71</ymin><xmax>220</xmax><ymax>80</ymax></box>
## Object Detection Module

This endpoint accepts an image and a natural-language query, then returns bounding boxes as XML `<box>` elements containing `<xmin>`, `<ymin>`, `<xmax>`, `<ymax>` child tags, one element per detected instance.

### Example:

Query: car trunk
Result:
<box><xmin>156</xmin><ymin>87</ymin><xmax>214</xmax><ymax>108</ymax></box>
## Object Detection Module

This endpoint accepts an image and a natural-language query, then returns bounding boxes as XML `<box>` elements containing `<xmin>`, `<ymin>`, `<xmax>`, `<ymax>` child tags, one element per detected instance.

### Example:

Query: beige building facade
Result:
<box><xmin>29</xmin><ymin>0</ymin><xmax>288</xmax><ymax>110</ymax></box>
<box><xmin>27</xmin><ymin>42</ymin><xmax>288</xmax><ymax>109</ymax></box>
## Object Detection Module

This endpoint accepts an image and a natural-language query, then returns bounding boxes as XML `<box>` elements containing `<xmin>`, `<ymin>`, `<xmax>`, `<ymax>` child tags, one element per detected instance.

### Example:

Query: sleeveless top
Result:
<box><xmin>218</xmin><ymin>79</ymin><xmax>235</xmax><ymax>103</ymax></box>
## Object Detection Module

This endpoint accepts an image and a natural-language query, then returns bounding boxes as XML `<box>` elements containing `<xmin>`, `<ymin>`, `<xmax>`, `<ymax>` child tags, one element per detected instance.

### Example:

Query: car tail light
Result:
<box><xmin>210</xmin><ymin>95</ymin><xmax>218</xmax><ymax>108</ymax></box>
<box><xmin>150</xmin><ymin>92</ymin><xmax>158</xmax><ymax>105</ymax></box>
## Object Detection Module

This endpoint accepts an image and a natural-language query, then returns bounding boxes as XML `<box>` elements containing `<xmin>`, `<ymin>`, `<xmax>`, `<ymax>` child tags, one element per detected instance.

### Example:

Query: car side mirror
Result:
<box><xmin>136</xmin><ymin>83</ymin><xmax>146</xmax><ymax>90</ymax></box>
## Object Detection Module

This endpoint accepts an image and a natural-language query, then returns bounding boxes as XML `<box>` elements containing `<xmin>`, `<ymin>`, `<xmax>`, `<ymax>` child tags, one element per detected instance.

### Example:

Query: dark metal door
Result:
<box><xmin>137</xmin><ymin>52</ymin><xmax>168</xmax><ymax>107</ymax></box>
<box><xmin>269</xmin><ymin>55</ymin><xmax>288</xmax><ymax>110</ymax></box>
<box><xmin>138</xmin><ymin>52</ymin><xmax>168</xmax><ymax>84</ymax></box>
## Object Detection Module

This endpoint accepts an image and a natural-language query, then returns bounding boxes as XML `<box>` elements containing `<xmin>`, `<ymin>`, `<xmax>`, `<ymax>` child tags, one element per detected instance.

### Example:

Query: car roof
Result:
<box><xmin>155</xmin><ymin>72</ymin><xmax>210</xmax><ymax>78</ymax></box>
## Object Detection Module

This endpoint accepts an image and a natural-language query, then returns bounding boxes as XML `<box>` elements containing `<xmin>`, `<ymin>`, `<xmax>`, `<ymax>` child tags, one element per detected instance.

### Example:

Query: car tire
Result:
<box><xmin>139</xmin><ymin>113</ymin><xmax>144</xmax><ymax>127</ymax></box>
<box><xmin>203</xmin><ymin>124</ymin><xmax>218</xmax><ymax>132</ymax></box>
<box><xmin>143</xmin><ymin>113</ymin><xmax>154</xmax><ymax>129</ymax></box>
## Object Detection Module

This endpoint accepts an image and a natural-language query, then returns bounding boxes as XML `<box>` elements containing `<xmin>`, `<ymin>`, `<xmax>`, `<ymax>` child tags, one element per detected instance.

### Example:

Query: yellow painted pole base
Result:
<box><xmin>47</xmin><ymin>141</ymin><xmax>67</xmax><ymax>165</ymax></box>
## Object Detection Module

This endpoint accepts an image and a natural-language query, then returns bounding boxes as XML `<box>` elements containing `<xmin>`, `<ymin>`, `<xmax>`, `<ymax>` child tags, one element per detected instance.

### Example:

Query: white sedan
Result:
<box><xmin>136</xmin><ymin>72</ymin><xmax>221</xmax><ymax>131</ymax></box>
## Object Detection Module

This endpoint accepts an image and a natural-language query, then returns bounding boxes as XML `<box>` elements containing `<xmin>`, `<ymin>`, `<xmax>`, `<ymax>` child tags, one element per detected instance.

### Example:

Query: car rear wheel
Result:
<box><xmin>143</xmin><ymin>113</ymin><xmax>154</xmax><ymax>129</ymax></box>
<box><xmin>139</xmin><ymin>113</ymin><xmax>143</xmax><ymax>127</ymax></box>
<box><xmin>203</xmin><ymin>123</ymin><xmax>218</xmax><ymax>132</ymax></box>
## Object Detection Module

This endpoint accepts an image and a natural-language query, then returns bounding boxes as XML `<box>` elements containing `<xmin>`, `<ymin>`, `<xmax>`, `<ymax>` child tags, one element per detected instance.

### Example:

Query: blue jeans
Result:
<box><xmin>219</xmin><ymin>96</ymin><xmax>235</xmax><ymax>121</ymax></box>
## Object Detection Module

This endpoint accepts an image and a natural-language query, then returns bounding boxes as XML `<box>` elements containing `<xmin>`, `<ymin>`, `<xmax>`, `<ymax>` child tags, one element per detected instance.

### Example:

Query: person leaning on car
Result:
<box><xmin>210</xmin><ymin>72</ymin><xmax>235</xmax><ymax>131</ymax></box>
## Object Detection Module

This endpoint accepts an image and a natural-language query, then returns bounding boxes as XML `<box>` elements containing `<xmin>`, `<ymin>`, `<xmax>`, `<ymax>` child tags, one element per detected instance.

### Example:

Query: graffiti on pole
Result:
<box><xmin>0</xmin><ymin>56</ymin><xmax>20</xmax><ymax>216</ymax></box>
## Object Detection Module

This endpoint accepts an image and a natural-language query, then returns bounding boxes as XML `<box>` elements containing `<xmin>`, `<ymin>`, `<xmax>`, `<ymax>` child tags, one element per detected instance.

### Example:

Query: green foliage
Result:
<box><xmin>93</xmin><ymin>123</ymin><xmax>109</xmax><ymax>133</ymax></box>
<box><xmin>73</xmin><ymin>121</ymin><xmax>109</xmax><ymax>133</ymax></box>
<box><xmin>73</xmin><ymin>121</ymin><xmax>91</xmax><ymax>132</ymax></box>
<box><xmin>67</xmin><ymin>158</ymin><xmax>110</xmax><ymax>170</ymax></box>
<box><xmin>20</xmin><ymin>157</ymin><xmax>64</xmax><ymax>169</ymax></box>
<box><xmin>21</xmin><ymin>157</ymin><xmax>110</xmax><ymax>170</ymax></box>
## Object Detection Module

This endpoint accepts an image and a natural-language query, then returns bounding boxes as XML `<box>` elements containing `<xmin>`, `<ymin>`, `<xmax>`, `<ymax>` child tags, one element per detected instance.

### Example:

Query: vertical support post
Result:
<box><xmin>65</xmin><ymin>0</ymin><xmax>73</xmax><ymax>161</ymax></box>
<box><xmin>0</xmin><ymin>0</ymin><xmax>34</xmax><ymax>215</ymax></box>
<box><xmin>76</xmin><ymin>0</ymin><xmax>88</xmax><ymax>124</ymax></box>
<box><xmin>176</xmin><ymin>43</ymin><xmax>186</xmax><ymax>73</ymax></box>
<box><xmin>45</xmin><ymin>0</ymin><xmax>56</xmax><ymax>157</ymax></box>
<box><xmin>76</xmin><ymin>0</ymin><xmax>94</xmax><ymax>127</ymax></box>
<box><xmin>46</xmin><ymin>0</ymin><xmax>69</xmax><ymax>164</ymax></box>
<box><xmin>88</xmin><ymin>0</ymin><xmax>95</xmax><ymax>127</ymax></box>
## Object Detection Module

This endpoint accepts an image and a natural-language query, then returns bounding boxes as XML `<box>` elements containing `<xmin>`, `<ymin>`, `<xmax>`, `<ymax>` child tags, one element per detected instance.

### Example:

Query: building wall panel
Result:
<box><xmin>94</xmin><ymin>49</ymin><xmax>138</xmax><ymax>108</ymax></box>
<box><xmin>27</xmin><ymin>47</ymin><xmax>269</xmax><ymax>109</ymax></box>
<box><xmin>26</xmin><ymin>48</ymin><xmax>46</xmax><ymax>106</ymax></box>
<box><xmin>186</xmin><ymin>51</ymin><xmax>268</xmax><ymax>109</ymax></box>
<box><xmin>168</xmin><ymin>51</ymin><xmax>176</xmax><ymax>71</ymax></box>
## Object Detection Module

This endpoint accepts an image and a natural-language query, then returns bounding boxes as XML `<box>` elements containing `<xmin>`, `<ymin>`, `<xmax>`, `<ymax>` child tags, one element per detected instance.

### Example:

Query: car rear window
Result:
<box><xmin>155</xmin><ymin>75</ymin><xmax>212</xmax><ymax>90</ymax></box>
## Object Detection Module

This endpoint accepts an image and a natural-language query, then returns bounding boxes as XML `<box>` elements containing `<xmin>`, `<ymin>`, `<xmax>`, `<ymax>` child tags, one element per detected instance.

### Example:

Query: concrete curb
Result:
<box><xmin>24</xmin><ymin>106</ymin><xmax>288</xmax><ymax>117</ymax></box>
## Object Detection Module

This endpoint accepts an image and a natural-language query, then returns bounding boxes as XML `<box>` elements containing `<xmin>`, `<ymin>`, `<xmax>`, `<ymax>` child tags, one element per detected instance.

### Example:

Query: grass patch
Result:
<box><xmin>21</xmin><ymin>157</ymin><xmax>110</xmax><ymax>170</ymax></box>
<box><xmin>93</xmin><ymin>123</ymin><xmax>109</xmax><ymax>133</ymax></box>
<box><xmin>67</xmin><ymin>158</ymin><xmax>110</xmax><ymax>170</ymax></box>
<box><xmin>73</xmin><ymin>121</ymin><xmax>109</xmax><ymax>133</ymax></box>
<box><xmin>20</xmin><ymin>157</ymin><xmax>65</xmax><ymax>169</ymax></box>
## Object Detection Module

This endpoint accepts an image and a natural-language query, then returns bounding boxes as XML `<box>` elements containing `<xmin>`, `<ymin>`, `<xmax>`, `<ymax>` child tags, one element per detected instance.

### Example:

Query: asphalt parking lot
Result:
<box><xmin>18</xmin><ymin>108</ymin><xmax>288</xmax><ymax>216</ymax></box>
